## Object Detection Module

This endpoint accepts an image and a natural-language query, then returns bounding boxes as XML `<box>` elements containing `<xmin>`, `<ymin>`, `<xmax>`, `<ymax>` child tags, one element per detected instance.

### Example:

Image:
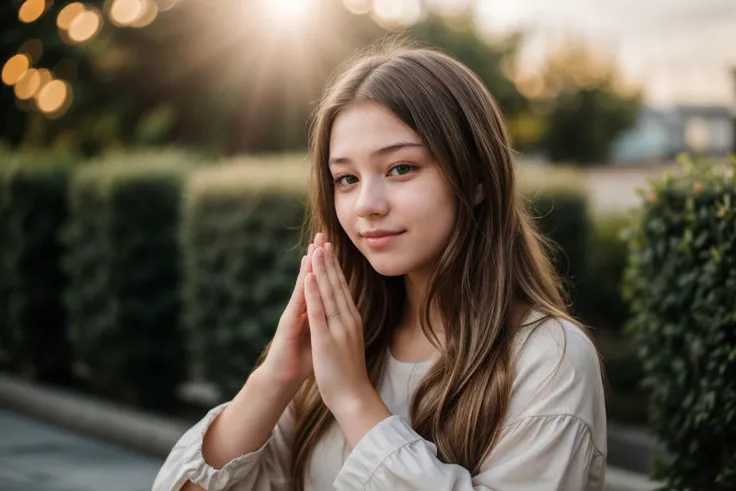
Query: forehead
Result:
<box><xmin>329</xmin><ymin>102</ymin><xmax>421</xmax><ymax>157</ymax></box>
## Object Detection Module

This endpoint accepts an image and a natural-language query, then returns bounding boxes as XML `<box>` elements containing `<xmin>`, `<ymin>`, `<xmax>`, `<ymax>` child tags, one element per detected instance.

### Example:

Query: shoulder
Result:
<box><xmin>504</xmin><ymin>310</ymin><xmax>607</xmax><ymax>447</ymax></box>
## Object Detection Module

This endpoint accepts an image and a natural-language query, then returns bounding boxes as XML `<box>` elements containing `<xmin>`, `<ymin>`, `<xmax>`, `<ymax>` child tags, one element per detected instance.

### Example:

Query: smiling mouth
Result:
<box><xmin>362</xmin><ymin>231</ymin><xmax>405</xmax><ymax>247</ymax></box>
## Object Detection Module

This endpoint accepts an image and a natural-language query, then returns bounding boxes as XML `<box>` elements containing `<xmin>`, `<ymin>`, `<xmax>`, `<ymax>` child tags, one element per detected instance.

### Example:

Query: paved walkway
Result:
<box><xmin>0</xmin><ymin>409</ymin><xmax>163</xmax><ymax>491</ymax></box>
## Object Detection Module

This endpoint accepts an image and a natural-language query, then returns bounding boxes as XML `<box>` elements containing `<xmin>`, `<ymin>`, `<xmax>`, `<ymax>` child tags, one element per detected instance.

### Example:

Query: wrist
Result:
<box><xmin>251</xmin><ymin>366</ymin><xmax>304</xmax><ymax>399</ymax></box>
<box><xmin>331</xmin><ymin>387</ymin><xmax>393</xmax><ymax>450</ymax></box>
<box><xmin>331</xmin><ymin>385</ymin><xmax>383</xmax><ymax>420</ymax></box>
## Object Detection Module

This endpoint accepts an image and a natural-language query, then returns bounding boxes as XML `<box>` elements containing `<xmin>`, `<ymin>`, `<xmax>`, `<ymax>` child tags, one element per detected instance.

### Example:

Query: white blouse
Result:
<box><xmin>153</xmin><ymin>312</ymin><xmax>607</xmax><ymax>491</ymax></box>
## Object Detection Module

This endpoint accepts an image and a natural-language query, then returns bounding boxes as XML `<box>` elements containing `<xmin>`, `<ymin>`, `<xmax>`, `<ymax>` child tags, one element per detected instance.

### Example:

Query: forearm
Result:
<box><xmin>200</xmin><ymin>367</ymin><xmax>301</xmax><ymax>469</ymax></box>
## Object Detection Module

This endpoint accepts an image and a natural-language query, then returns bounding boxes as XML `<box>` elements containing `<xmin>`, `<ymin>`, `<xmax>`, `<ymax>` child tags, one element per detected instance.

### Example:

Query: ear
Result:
<box><xmin>474</xmin><ymin>183</ymin><xmax>485</xmax><ymax>206</ymax></box>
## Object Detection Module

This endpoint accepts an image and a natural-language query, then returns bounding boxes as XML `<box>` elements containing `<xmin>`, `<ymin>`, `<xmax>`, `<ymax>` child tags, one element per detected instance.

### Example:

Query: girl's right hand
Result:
<box><xmin>259</xmin><ymin>232</ymin><xmax>327</xmax><ymax>388</ymax></box>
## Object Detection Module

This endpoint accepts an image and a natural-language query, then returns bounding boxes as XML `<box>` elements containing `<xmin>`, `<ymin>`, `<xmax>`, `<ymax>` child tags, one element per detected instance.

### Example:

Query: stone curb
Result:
<box><xmin>0</xmin><ymin>373</ymin><xmax>660</xmax><ymax>491</ymax></box>
<box><xmin>0</xmin><ymin>374</ymin><xmax>188</xmax><ymax>457</ymax></box>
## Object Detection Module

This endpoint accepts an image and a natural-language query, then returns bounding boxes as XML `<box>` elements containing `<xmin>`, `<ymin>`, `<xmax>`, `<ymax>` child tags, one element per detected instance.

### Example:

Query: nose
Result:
<box><xmin>354</xmin><ymin>176</ymin><xmax>389</xmax><ymax>218</ymax></box>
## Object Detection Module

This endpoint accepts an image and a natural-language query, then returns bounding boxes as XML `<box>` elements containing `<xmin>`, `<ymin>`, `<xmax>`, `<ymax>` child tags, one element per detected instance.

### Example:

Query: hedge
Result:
<box><xmin>0</xmin><ymin>153</ymin><xmax>77</xmax><ymax>381</ymax></box>
<box><xmin>61</xmin><ymin>156</ymin><xmax>191</xmax><ymax>410</ymax></box>
<box><xmin>181</xmin><ymin>161</ymin><xmax>306</xmax><ymax>399</ymax></box>
<box><xmin>580</xmin><ymin>214</ymin><xmax>632</xmax><ymax>331</ymax></box>
<box><xmin>623</xmin><ymin>155</ymin><xmax>736</xmax><ymax>489</ymax></box>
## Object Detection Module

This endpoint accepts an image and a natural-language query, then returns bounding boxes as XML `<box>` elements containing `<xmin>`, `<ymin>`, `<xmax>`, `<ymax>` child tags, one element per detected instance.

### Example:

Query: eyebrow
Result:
<box><xmin>328</xmin><ymin>141</ymin><xmax>424</xmax><ymax>166</ymax></box>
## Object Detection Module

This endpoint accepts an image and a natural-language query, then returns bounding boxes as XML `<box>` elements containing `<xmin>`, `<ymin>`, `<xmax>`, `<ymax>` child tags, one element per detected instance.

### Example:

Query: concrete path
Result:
<box><xmin>0</xmin><ymin>408</ymin><xmax>163</xmax><ymax>491</ymax></box>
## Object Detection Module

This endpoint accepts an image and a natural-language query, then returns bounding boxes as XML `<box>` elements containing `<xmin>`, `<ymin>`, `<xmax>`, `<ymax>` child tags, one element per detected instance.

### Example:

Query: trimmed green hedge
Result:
<box><xmin>0</xmin><ymin>154</ymin><xmax>76</xmax><ymax>381</ymax></box>
<box><xmin>580</xmin><ymin>214</ymin><xmax>632</xmax><ymax>331</ymax></box>
<box><xmin>61</xmin><ymin>157</ymin><xmax>190</xmax><ymax>410</ymax></box>
<box><xmin>623</xmin><ymin>155</ymin><xmax>736</xmax><ymax>489</ymax></box>
<box><xmin>181</xmin><ymin>163</ymin><xmax>305</xmax><ymax>399</ymax></box>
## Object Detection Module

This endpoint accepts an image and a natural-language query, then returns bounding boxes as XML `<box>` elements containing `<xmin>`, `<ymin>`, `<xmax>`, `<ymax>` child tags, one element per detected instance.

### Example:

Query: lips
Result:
<box><xmin>362</xmin><ymin>231</ymin><xmax>405</xmax><ymax>248</ymax></box>
<box><xmin>361</xmin><ymin>230</ymin><xmax>404</xmax><ymax>238</ymax></box>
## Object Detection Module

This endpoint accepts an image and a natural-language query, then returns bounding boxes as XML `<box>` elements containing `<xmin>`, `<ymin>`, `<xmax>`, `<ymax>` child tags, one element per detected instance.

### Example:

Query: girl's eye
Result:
<box><xmin>333</xmin><ymin>163</ymin><xmax>417</xmax><ymax>187</ymax></box>
<box><xmin>388</xmin><ymin>163</ymin><xmax>417</xmax><ymax>176</ymax></box>
<box><xmin>334</xmin><ymin>175</ymin><xmax>358</xmax><ymax>186</ymax></box>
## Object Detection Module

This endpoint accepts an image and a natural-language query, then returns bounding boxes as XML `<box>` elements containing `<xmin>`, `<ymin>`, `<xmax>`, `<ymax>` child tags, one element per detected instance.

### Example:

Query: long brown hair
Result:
<box><xmin>281</xmin><ymin>40</ymin><xmax>601</xmax><ymax>490</ymax></box>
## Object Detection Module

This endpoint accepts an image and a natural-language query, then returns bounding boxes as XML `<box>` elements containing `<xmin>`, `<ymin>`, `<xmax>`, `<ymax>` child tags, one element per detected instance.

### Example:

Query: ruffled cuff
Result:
<box><xmin>180</xmin><ymin>402</ymin><xmax>275</xmax><ymax>491</ymax></box>
<box><xmin>333</xmin><ymin>415</ymin><xmax>428</xmax><ymax>490</ymax></box>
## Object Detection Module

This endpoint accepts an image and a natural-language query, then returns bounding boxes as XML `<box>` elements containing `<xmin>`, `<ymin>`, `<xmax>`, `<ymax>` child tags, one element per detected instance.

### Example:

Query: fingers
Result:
<box><xmin>304</xmin><ymin>273</ymin><xmax>328</xmax><ymax>342</ymax></box>
<box><xmin>312</xmin><ymin>247</ymin><xmax>340</xmax><ymax>328</ymax></box>
<box><xmin>326</xmin><ymin>242</ymin><xmax>360</xmax><ymax>319</ymax></box>
<box><xmin>322</xmin><ymin>243</ymin><xmax>354</xmax><ymax>321</ymax></box>
<box><xmin>315</xmin><ymin>232</ymin><xmax>326</xmax><ymax>248</ymax></box>
<box><xmin>288</xmin><ymin>243</ymin><xmax>315</xmax><ymax>314</ymax></box>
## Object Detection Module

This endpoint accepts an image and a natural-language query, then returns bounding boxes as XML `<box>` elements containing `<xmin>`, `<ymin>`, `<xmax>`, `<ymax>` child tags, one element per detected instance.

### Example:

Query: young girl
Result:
<box><xmin>153</xmin><ymin>43</ymin><xmax>607</xmax><ymax>491</ymax></box>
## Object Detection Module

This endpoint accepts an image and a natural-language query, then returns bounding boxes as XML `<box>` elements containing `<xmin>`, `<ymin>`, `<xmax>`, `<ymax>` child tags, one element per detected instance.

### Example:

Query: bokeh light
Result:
<box><xmin>36</xmin><ymin>79</ymin><xmax>73</xmax><ymax>118</ymax></box>
<box><xmin>18</xmin><ymin>0</ymin><xmax>46</xmax><ymax>23</ymax></box>
<box><xmin>108</xmin><ymin>0</ymin><xmax>144</xmax><ymax>26</ymax></box>
<box><xmin>129</xmin><ymin>0</ymin><xmax>159</xmax><ymax>28</ymax></box>
<box><xmin>372</xmin><ymin>0</ymin><xmax>423</xmax><ymax>29</ymax></box>
<box><xmin>18</xmin><ymin>39</ymin><xmax>44</xmax><ymax>65</ymax></box>
<box><xmin>108</xmin><ymin>0</ymin><xmax>159</xmax><ymax>28</ymax></box>
<box><xmin>342</xmin><ymin>0</ymin><xmax>371</xmax><ymax>15</ymax></box>
<box><xmin>35</xmin><ymin>69</ymin><xmax>54</xmax><ymax>95</ymax></box>
<box><xmin>68</xmin><ymin>7</ymin><xmax>103</xmax><ymax>43</ymax></box>
<box><xmin>14</xmin><ymin>69</ymin><xmax>42</xmax><ymax>100</ymax></box>
<box><xmin>57</xmin><ymin>2</ymin><xmax>86</xmax><ymax>30</ymax></box>
<box><xmin>2</xmin><ymin>54</ymin><xmax>31</xmax><ymax>86</ymax></box>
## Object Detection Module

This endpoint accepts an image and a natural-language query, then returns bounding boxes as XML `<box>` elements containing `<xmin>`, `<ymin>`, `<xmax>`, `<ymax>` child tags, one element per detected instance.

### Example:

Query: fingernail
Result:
<box><xmin>325</xmin><ymin>243</ymin><xmax>333</xmax><ymax>254</ymax></box>
<box><xmin>315</xmin><ymin>247</ymin><xmax>323</xmax><ymax>258</ymax></box>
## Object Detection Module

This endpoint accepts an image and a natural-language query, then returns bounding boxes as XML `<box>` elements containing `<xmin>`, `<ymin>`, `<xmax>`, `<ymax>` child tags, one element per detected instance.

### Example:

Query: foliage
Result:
<box><xmin>579</xmin><ymin>213</ymin><xmax>632</xmax><ymax>331</ymax></box>
<box><xmin>623</xmin><ymin>154</ymin><xmax>736</xmax><ymax>489</ymax></box>
<box><xmin>181</xmin><ymin>163</ymin><xmax>305</xmax><ymax>399</ymax></box>
<box><xmin>2</xmin><ymin>2</ymin><xmax>637</xmax><ymax>163</ymax></box>
<box><xmin>0</xmin><ymin>152</ymin><xmax>77</xmax><ymax>381</ymax></box>
<box><xmin>525</xmin><ymin>40</ymin><xmax>641</xmax><ymax>164</ymax></box>
<box><xmin>61</xmin><ymin>155</ymin><xmax>191</xmax><ymax>410</ymax></box>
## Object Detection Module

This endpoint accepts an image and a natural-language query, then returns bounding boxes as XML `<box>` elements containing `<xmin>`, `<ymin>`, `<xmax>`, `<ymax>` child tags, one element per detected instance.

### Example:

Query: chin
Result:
<box><xmin>365</xmin><ymin>255</ymin><xmax>420</xmax><ymax>277</ymax></box>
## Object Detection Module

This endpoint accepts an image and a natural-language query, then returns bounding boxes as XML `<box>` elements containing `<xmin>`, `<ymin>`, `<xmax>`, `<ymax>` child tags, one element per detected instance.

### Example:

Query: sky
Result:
<box><xmin>465</xmin><ymin>0</ymin><xmax>736</xmax><ymax>107</ymax></box>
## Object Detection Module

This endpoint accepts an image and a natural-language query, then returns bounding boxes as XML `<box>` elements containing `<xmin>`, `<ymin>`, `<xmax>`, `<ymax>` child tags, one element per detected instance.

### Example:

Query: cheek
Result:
<box><xmin>402</xmin><ymin>179</ymin><xmax>455</xmax><ymax>227</ymax></box>
<box><xmin>334</xmin><ymin>196</ymin><xmax>356</xmax><ymax>237</ymax></box>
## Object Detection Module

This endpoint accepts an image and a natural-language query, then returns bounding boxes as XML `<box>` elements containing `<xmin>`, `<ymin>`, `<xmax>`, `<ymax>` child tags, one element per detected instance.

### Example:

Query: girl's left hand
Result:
<box><xmin>304</xmin><ymin>242</ymin><xmax>374</xmax><ymax>416</ymax></box>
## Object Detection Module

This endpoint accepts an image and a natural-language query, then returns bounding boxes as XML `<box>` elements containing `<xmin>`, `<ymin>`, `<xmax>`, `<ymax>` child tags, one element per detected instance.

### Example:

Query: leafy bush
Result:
<box><xmin>579</xmin><ymin>214</ymin><xmax>632</xmax><ymax>330</ymax></box>
<box><xmin>0</xmin><ymin>154</ymin><xmax>76</xmax><ymax>381</ymax></box>
<box><xmin>623</xmin><ymin>155</ymin><xmax>736</xmax><ymax>489</ymax></box>
<box><xmin>181</xmin><ymin>162</ymin><xmax>305</xmax><ymax>399</ymax></box>
<box><xmin>62</xmin><ymin>156</ymin><xmax>190</xmax><ymax>410</ymax></box>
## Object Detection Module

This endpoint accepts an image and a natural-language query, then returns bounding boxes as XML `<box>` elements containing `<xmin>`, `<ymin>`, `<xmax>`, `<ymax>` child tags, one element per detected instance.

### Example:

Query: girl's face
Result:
<box><xmin>329</xmin><ymin>101</ymin><xmax>456</xmax><ymax>277</ymax></box>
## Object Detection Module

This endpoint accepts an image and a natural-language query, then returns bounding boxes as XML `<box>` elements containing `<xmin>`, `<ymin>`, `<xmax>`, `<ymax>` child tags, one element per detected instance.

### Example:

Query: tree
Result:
<box><xmin>516</xmin><ymin>40</ymin><xmax>641</xmax><ymax>164</ymax></box>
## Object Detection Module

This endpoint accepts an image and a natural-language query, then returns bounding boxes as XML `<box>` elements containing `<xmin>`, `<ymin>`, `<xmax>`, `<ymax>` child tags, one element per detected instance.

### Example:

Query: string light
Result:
<box><xmin>14</xmin><ymin>69</ymin><xmax>41</xmax><ymax>100</ymax></box>
<box><xmin>57</xmin><ymin>2</ymin><xmax>86</xmax><ymax>30</ymax></box>
<box><xmin>36</xmin><ymin>79</ymin><xmax>73</xmax><ymax>118</ymax></box>
<box><xmin>68</xmin><ymin>7</ymin><xmax>103</xmax><ymax>43</ymax></box>
<box><xmin>18</xmin><ymin>0</ymin><xmax>46</xmax><ymax>23</ymax></box>
<box><xmin>2</xmin><ymin>54</ymin><xmax>31</xmax><ymax>86</ymax></box>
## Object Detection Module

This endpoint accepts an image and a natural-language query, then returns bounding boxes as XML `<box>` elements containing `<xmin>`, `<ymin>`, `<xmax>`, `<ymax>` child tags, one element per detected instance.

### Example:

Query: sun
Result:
<box><xmin>260</xmin><ymin>0</ymin><xmax>314</xmax><ymax>24</ymax></box>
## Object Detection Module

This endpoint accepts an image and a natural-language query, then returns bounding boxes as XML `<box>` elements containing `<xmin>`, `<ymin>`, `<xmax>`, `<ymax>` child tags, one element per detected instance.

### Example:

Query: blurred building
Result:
<box><xmin>611</xmin><ymin>104</ymin><xmax>734</xmax><ymax>164</ymax></box>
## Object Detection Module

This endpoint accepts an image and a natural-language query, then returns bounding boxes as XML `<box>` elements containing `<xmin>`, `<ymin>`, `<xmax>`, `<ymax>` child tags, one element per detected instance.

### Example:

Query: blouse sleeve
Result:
<box><xmin>152</xmin><ymin>400</ymin><xmax>296</xmax><ymax>491</ymax></box>
<box><xmin>332</xmin><ymin>413</ymin><xmax>604</xmax><ymax>491</ymax></box>
<box><xmin>333</xmin><ymin>317</ymin><xmax>607</xmax><ymax>491</ymax></box>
